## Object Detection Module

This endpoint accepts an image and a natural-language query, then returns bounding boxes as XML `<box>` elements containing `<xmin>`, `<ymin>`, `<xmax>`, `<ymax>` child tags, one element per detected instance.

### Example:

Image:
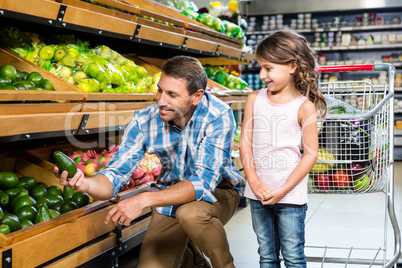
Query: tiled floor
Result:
<box><xmin>225</xmin><ymin>161</ymin><xmax>402</xmax><ymax>267</ymax></box>
<box><xmin>120</xmin><ymin>162</ymin><xmax>402</xmax><ymax>267</ymax></box>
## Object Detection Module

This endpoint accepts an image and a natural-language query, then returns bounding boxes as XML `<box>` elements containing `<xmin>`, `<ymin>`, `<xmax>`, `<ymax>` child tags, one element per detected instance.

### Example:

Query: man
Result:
<box><xmin>55</xmin><ymin>56</ymin><xmax>245</xmax><ymax>268</ymax></box>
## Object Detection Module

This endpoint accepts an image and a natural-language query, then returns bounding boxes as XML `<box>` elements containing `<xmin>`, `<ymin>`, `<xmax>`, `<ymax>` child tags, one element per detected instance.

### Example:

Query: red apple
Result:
<box><xmin>314</xmin><ymin>174</ymin><xmax>331</xmax><ymax>191</ymax></box>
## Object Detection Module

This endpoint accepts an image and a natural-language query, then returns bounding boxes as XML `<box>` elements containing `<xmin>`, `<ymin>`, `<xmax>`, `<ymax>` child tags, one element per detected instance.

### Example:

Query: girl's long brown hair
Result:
<box><xmin>256</xmin><ymin>29</ymin><xmax>327</xmax><ymax>117</ymax></box>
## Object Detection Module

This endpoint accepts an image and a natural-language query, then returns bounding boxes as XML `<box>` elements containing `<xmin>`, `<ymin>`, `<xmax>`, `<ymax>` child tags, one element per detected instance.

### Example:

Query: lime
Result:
<box><xmin>38</xmin><ymin>46</ymin><xmax>55</xmax><ymax>60</ymax></box>
<box><xmin>0</xmin><ymin>65</ymin><xmax>17</xmax><ymax>82</ymax></box>
<box><xmin>42</xmin><ymin>79</ymin><xmax>54</xmax><ymax>91</ymax></box>
<box><xmin>27</xmin><ymin>72</ymin><xmax>44</xmax><ymax>87</ymax></box>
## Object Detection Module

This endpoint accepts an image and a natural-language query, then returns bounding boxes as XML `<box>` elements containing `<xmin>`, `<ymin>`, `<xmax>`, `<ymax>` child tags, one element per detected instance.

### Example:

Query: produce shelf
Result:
<box><xmin>0</xmin><ymin>0</ymin><xmax>254</xmax><ymax>63</ymax></box>
<box><xmin>0</xmin><ymin>47</ymin><xmax>85</xmax><ymax>102</ymax></box>
<box><xmin>0</xmin><ymin>103</ymin><xmax>83</xmax><ymax>115</ymax></box>
<box><xmin>0</xmin><ymin>153</ymin><xmax>110</xmax><ymax>248</ymax></box>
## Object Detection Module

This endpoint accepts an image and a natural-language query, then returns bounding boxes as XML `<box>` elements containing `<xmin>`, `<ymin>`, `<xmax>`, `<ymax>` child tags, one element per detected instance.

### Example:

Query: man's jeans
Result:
<box><xmin>250</xmin><ymin>199</ymin><xmax>307</xmax><ymax>268</ymax></box>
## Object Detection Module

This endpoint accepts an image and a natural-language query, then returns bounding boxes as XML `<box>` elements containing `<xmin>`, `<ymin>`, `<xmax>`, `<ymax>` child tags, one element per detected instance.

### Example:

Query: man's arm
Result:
<box><xmin>105</xmin><ymin>180</ymin><xmax>196</xmax><ymax>226</ymax></box>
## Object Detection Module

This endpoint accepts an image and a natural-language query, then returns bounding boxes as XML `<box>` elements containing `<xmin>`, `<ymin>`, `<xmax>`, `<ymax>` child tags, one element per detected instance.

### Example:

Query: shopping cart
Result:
<box><xmin>307</xmin><ymin>63</ymin><xmax>401</xmax><ymax>267</ymax></box>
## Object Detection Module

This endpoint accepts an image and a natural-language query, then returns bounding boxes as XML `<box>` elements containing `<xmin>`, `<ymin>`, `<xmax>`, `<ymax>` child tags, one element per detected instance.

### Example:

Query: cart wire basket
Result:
<box><xmin>306</xmin><ymin>63</ymin><xmax>401</xmax><ymax>267</ymax></box>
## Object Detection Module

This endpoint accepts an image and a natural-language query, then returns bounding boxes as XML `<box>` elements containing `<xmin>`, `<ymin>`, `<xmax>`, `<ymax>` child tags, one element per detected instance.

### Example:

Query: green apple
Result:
<box><xmin>353</xmin><ymin>173</ymin><xmax>371</xmax><ymax>192</ymax></box>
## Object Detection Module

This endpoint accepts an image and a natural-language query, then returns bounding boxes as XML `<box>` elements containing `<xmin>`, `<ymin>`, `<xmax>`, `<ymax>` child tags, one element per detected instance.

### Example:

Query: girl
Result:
<box><xmin>240</xmin><ymin>29</ymin><xmax>326</xmax><ymax>267</ymax></box>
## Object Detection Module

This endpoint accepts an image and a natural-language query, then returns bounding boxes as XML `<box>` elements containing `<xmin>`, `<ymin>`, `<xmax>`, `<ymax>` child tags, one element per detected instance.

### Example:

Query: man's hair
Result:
<box><xmin>161</xmin><ymin>55</ymin><xmax>207</xmax><ymax>95</ymax></box>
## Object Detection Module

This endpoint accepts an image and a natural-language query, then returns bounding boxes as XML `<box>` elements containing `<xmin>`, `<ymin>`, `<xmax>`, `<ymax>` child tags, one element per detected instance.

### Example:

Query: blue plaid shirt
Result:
<box><xmin>98</xmin><ymin>92</ymin><xmax>245</xmax><ymax>217</ymax></box>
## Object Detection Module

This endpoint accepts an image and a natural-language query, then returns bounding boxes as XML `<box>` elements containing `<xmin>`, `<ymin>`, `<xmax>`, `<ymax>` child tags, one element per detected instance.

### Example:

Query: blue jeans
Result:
<box><xmin>250</xmin><ymin>199</ymin><xmax>307</xmax><ymax>268</ymax></box>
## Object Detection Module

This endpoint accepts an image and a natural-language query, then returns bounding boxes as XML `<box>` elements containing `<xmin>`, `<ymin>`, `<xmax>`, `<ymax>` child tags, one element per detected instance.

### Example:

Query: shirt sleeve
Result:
<box><xmin>97</xmin><ymin>112</ymin><xmax>146</xmax><ymax>198</ymax></box>
<box><xmin>188</xmin><ymin>109</ymin><xmax>236</xmax><ymax>203</ymax></box>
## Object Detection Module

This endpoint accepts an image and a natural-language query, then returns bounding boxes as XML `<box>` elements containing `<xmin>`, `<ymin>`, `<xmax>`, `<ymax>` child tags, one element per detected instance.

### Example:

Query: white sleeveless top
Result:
<box><xmin>244</xmin><ymin>88</ymin><xmax>308</xmax><ymax>205</ymax></box>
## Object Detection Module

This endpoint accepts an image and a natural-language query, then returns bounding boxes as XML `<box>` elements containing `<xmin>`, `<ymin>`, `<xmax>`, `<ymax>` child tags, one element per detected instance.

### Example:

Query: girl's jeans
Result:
<box><xmin>250</xmin><ymin>199</ymin><xmax>307</xmax><ymax>268</ymax></box>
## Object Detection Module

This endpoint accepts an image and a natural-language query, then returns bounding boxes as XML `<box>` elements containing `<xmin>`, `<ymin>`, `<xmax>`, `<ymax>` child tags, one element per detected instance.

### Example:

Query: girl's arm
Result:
<box><xmin>262</xmin><ymin>100</ymin><xmax>318</xmax><ymax>205</ymax></box>
<box><xmin>240</xmin><ymin>91</ymin><xmax>272</xmax><ymax>200</ymax></box>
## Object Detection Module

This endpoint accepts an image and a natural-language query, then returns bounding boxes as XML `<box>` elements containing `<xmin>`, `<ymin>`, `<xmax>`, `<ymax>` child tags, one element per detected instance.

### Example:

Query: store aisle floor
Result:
<box><xmin>119</xmin><ymin>162</ymin><xmax>402</xmax><ymax>267</ymax></box>
<box><xmin>225</xmin><ymin>161</ymin><xmax>402</xmax><ymax>267</ymax></box>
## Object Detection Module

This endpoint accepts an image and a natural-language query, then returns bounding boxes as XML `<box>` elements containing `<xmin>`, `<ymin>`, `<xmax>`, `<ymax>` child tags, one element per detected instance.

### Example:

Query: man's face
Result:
<box><xmin>155</xmin><ymin>74</ymin><xmax>197</xmax><ymax>128</ymax></box>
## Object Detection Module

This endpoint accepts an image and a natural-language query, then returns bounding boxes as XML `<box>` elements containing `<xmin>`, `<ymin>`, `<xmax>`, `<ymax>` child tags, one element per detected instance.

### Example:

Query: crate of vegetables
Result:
<box><xmin>20</xmin><ymin>140</ymin><xmax>161</xmax><ymax>201</ymax></box>
<box><xmin>0</xmin><ymin>45</ymin><xmax>85</xmax><ymax>103</ymax></box>
<box><xmin>0</xmin><ymin>152</ymin><xmax>110</xmax><ymax>248</ymax></box>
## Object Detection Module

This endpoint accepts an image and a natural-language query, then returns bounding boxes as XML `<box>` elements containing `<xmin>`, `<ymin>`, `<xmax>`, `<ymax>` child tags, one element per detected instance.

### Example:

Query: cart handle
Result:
<box><xmin>315</xmin><ymin>64</ymin><xmax>374</xmax><ymax>73</ymax></box>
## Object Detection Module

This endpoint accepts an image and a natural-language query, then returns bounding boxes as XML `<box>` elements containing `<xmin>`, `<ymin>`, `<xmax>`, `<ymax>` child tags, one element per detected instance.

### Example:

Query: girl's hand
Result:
<box><xmin>250</xmin><ymin>181</ymin><xmax>272</xmax><ymax>201</ymax></box>
<box><xmin>260</xmin><ymin>187</ymin><xmax>286</xmax><ymax>205</ymax></box>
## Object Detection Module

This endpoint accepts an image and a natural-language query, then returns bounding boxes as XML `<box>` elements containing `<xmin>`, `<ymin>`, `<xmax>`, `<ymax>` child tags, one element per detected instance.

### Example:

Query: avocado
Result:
<box><xmin>46</xmin><ymin>185</ymin><xmax>62</xmax><ymax>196</ymax></box>
<box><xmin>12</xmin><ymin>196</ymin><xmax>37</xmax><ymax>214</ymax></box>
<box><xmin>4</xmin><ymin>187</ymin><xmax>24</xmax><ymax>199</ymax></box>
<box><xmin>54</xmin><ymin>151</ymin><xmax>77</xmax><ymax>178</ymax></box>
<box><xmin>62</xmin><ymin>186</ymin><xmax>76</xmax><ymax>201</ymax></box>
<box><xmin>49</xmin><ymin>209</ymin><xmax>60</xmax><ymax>218</ymax></box>
<box><xmin>30</xmin><ymin>184</ymin><xmax>47</xmax><ymax>200</ymax></box>
<box><xmin>60</xmin><ymin>200</ymin><xmax>78</xmax><ymax>214</ymax></box>
<box><xmin>71</xmin><ymin>192</ymin><xmax>90</xmax><ymax>208</ymax></box>
<box><xmin>20</xmin><ymin>219</ymin><xmax>33</xmax><ymax>229</ymax></box>
<box><xmin>9</xmin><ymin>189</ymin><xmax>29</xmax><ymax>209</ymax></box>
<box><xmin>15</xmin><ymin>205</ymin><xmax>37</xmax><ymax>222</ymax></box>
<box><xmin>0</xmin><ymin>192</ymin><xmax>9</xmax><ymax>208</ymax></box>
<box><xmin>51</xmin><ymin>201</ymin><xmax>63</xmax><ymax>212</ymax></box>
<box><xmin>1</xmin><ymin>213</ymin><xmax>20</xmax><ymax>232</ymax></box>
<box><xmin>34</xmin><ymin>204</ymin><xmax>52</xmax><ymax>224</ymax></box>
<box><xmin>0</xmin><ymin>172</ymin><xmax>19</xmax><ymax>190</ymax></box>
<box><xmin>0</xmin><ymin>224</ymin><xmax>10</xmax><ymax>234</ymax></box>
<box><xmin>17</xmin><ymin>176</ymin><xmax>37</xmax><ymax>191</ymax></box>
<box><xmin>47</xmin><ymin>194</ymin><xmax>64</xmax><ymax>209</ymax></box>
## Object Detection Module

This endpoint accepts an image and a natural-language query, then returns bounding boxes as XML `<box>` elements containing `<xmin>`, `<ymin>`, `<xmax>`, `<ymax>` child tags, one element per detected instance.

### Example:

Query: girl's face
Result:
<box><xmin>256</xmin><ymin>57</ymin><xmax>296</xmax><ymax>94</ymax></box>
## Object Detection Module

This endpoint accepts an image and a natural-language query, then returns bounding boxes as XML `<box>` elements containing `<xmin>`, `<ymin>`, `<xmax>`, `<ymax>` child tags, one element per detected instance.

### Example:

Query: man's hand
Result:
<box><xmin>54</xmin><ymin>167</ymin><xmax>90</xmax><ymax>193</ymax></box>
<box><xmin>105</xmin><ymin>194</ymin><xmax>148</xmax><ymax>226</ymax></box>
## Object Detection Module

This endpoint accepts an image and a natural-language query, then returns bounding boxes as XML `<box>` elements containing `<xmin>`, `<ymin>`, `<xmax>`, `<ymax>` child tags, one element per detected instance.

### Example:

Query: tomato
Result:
<box><xmin>332</xmin><ymin>170</ymin><xmax>351</xmax><ymax>189</ymax></box>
